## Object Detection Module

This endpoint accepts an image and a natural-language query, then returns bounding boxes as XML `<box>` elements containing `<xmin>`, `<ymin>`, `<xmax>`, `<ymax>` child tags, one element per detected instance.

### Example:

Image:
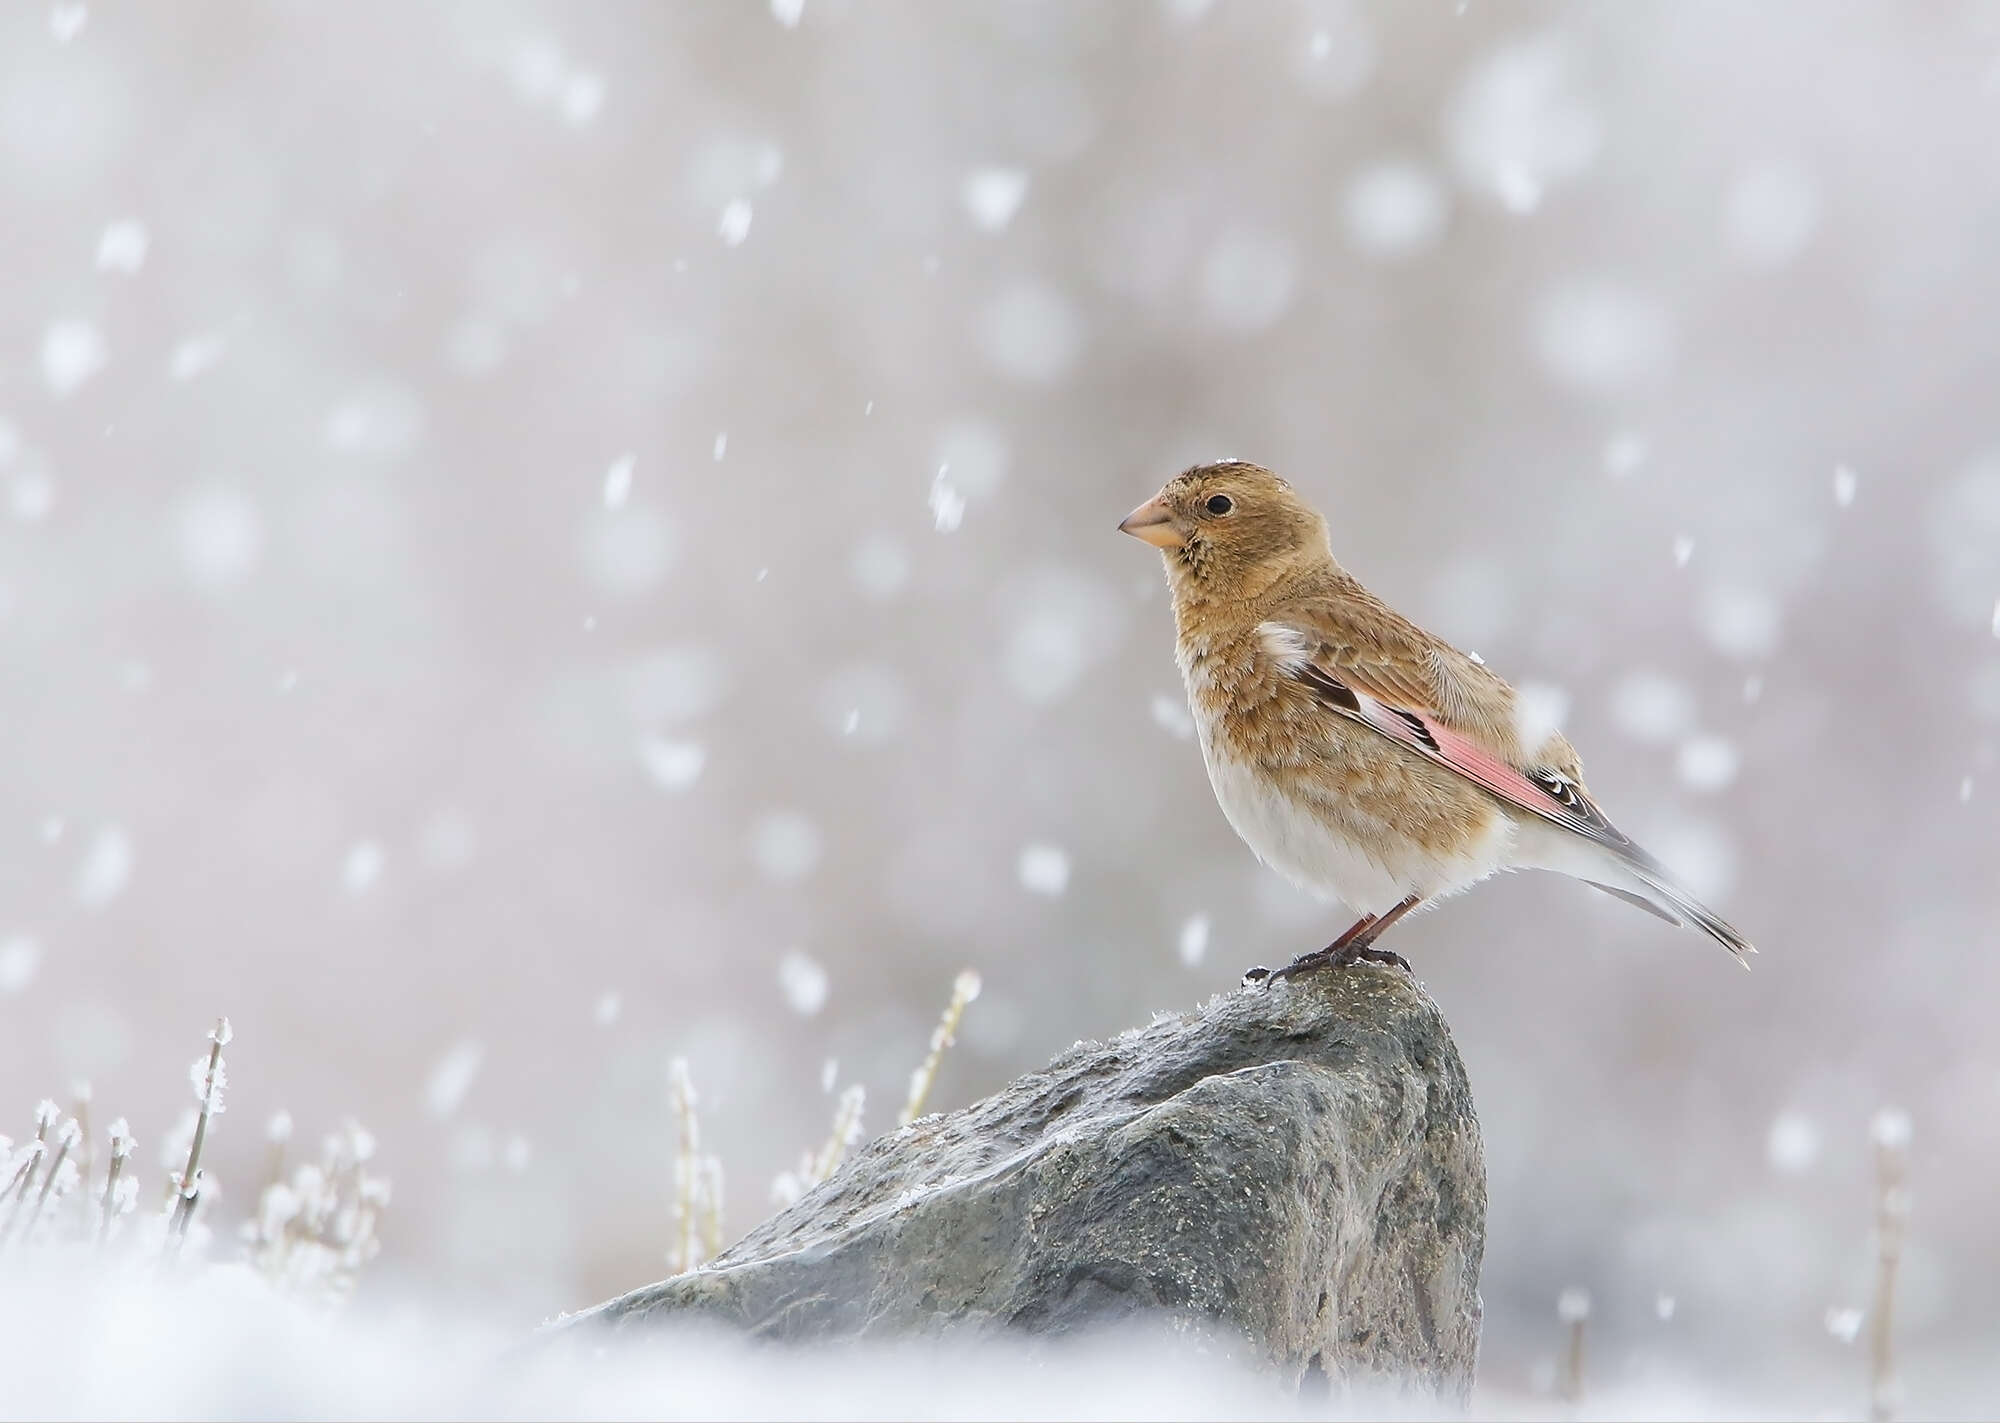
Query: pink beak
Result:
<box><xmin>1118</xmin><ymin>495</ymin><xmax>1184</xmax><ymax>549</ymax></box>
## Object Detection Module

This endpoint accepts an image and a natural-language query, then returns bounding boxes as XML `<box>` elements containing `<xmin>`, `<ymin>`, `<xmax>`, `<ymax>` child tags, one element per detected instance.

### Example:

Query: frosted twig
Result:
<box><xmin>667</xmin><ymin>1058</ymin><xmax>702</xmax><ymax>1275</ymax></box>
<box><xmin>70</xmin><ymin>1084</ymin><xmax>93</xmax><ymax>1216</ymax></box>
<box><xmin>20</xmin><ymin>1118</ymin><xmax>80</xmax><ymax>1241</ymax></box>
<box><xmin>99</xmin><ymin>1118</ymin><xmax>134</xmax><ymax>1246</ymax></box>
<box><xmin>810</xmin><ymin>1085</ymin><xmax>866</xmax><ymax>1185</ymax></box>
<box><xmin>0</xmin><ymin>1101</ymin><xmax>58</xmax><ymax>1248</ymax></box>
<box><xmin>1868</xmin><ymin>1109</ymin><xmax>1912</xmax><ymax>1422</ymax></box>
<box><xmin>170</xmin><ymin>1018</ymin><xmax>232</xmax><ymax>1246</ymax></box>
<box><xmin>899</xmin><ymin>970</ymin><xmax>981</xmax><ymax>1127</ymax></box>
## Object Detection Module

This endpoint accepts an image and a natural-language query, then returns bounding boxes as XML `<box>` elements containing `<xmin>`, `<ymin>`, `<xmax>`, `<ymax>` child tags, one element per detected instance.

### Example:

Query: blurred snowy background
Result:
<box><xmin>3</xmin><ymin>0</ymin><xmax>1998</xmax><ymax>1413</ymax></box>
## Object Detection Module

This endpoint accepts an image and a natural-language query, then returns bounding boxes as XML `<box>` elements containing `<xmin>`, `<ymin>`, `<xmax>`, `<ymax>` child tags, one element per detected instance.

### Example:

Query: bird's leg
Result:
<box><xmin>1267</xmin><ymin>896</ymin><xmax>1423</xmax><ymax>981</ymax></box>
<box><xmin>1244</xmin><ymin>914</ymin><xmax>1376</xmax><ymax>985</ymax></box>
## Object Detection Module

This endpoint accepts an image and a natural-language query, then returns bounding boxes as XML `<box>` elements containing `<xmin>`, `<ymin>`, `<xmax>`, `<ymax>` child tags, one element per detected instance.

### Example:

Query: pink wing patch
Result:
<box><xmin>1286</xmin><ymin>649</ymin><xmax>1616</xmax><ymax>845</ymax></box>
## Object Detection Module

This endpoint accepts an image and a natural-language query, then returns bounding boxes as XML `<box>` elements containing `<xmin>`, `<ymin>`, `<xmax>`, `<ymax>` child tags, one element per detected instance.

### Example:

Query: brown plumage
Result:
<box><xmin>1120</xmin><ymin>459</ymin><xmax>1754</xmax><ymax>975</ymax></box>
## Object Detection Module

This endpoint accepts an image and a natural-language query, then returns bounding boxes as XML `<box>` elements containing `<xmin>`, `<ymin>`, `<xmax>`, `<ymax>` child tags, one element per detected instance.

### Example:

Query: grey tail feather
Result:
<box><xmin>1619</xmin><ymin>857</ymin><xmax>1757</xmax><ymax>967</ymax></box>
<box><xmin>1584</xmin><ymin>879</ymin><xmax>1681</xmax><ymax>926</ymax></box>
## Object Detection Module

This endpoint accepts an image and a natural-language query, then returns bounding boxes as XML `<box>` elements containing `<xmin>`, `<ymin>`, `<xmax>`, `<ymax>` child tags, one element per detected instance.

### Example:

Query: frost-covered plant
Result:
<box><xmin>682</xmin><ymin>969</ymin><xmax>982</xmax><ymax>1259</ymax></box>
<box><xmin>899</xmin><ymin>969</ymin><xmax>981</xmax><ymax>1126</ymax></box>
<box><xmin>242</xmin><ymin>1116</ymin><xmax>391</xmax><ymax>1305</ymax></box>
<box><xmin>769</xmin><ymin>1083</ymin><xmax>866</xmax><ymax>1209</ymax></box>
<box><xmin>2</xmin><ymin>1019</ymin><xmax>388</xmax><ymax>1304</ymax></box>
<box><xmin>666</xmin><ymin>1058</ymin><xmax>724</xmax><ymax>1275</ymax></box>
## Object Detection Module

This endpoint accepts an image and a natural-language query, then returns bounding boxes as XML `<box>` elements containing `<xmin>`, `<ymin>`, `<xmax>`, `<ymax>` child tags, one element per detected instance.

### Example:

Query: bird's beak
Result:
<box><xmin>1118</xmin><ymin>496</ymin><xmax>1184</xmax><ymax>549</ymax></box>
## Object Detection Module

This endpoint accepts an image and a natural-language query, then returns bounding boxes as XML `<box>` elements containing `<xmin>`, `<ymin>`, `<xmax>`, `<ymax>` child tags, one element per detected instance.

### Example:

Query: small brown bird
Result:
<box><xmin>1120</xmin><ymin>460</ymin><xmax>1753</xmax><ymax>978</ymax></box>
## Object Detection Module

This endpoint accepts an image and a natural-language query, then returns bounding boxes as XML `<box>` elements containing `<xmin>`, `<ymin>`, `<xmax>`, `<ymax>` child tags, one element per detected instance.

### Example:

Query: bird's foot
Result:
<box><xmin>1255</xmin><ymin>941</ymin><xmax>1414</xmax><ymax>984</ymax></box>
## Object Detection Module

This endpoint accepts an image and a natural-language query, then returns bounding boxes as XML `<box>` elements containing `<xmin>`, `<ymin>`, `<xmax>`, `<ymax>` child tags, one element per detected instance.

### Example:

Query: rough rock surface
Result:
<box><xmin>566</xmin><ymin>966</ymin><xmax>1486</xmax><ymax>1400</ymax></box>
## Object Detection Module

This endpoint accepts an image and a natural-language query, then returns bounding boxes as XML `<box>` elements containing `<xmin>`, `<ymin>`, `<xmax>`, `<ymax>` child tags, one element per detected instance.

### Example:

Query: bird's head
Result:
<box><xmin>1118</xmin><ymin>460</ymin><xmax>1328</xmax><ymax>600</ymax></box>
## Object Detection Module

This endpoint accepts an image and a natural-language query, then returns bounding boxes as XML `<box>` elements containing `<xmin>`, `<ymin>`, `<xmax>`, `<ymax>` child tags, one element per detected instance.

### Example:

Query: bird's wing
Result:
<box><xmin>1262</xmin><ymin>596</ymin><xmax>1754</xmax><ymax>962</ymax></box>
<box><xmin>1256</xmin><ymin>612</ymin><xmax>1631</xmax><ymax>853</ymax></box>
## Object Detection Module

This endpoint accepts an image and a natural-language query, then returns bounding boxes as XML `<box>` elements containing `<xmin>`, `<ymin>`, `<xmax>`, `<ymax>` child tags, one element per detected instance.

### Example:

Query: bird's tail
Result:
<box><xmin>1614</xmin><ymin>850</ymin><xmax>1757</xmax><ymax>967</ymax></box>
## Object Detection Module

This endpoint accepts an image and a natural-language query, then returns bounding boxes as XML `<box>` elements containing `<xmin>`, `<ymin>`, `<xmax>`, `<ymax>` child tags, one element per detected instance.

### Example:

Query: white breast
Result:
<box><xmin>1179</xmin><ymin>639</ymin><xmax>1515</xmax><ymax>917</ymax></box>
<box><xmin>1198</xmin><ymin>744</ymin><xmax>1416</xmax><ymax>916</ymax></box>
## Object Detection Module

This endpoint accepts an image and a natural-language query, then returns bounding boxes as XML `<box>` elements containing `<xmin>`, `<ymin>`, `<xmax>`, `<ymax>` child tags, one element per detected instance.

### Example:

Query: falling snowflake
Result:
<box><xmin>425</xmin><ymin>1041</ymin><xmax>484</xmax><ymax>1118</ymax></box>
<box><xmin>95</xmin><ymin>220</ymin><xmax>149</xmax><ymax>273</ymax></box>
<box><xmin>602</xmin><ymin>454</ymin><xmax>635</xmax><ymax>509</ymax></box>
<box><xmin>777</xmin><ymin>950</ymin><xmax>830</xmax><ymax>1016</ymax></box>
<box><xmin>1017</xmin><ymin>844</ymin><xmax>1070</xmax><ymax>896</ymax></box>
<box><xmin>1150</xmin><ymin>693</ymin><xmax>1196</xmax><ymax>740</ymax></box>
<box><xmin>929</xmin><ymin>467</ymin><xmax>966</xmax><ymax>533</ymax></box>
<box><xmin>1177</xmin><ymin>914</ymin><xmax>1210</xmax><ymax>967</ymax></box>
<box><xmin>960</xmin><ymin>168</ymin><xmax>1029</xmax><ymax>232</ymax></box>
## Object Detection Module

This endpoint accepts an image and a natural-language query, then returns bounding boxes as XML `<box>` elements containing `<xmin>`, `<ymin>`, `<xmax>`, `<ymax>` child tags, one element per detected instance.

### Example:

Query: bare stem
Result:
<box><xmin>0</xmin><ymin>1106</ymin><xmax>56</xmax><ymax>1249</ymax></box>
<box><xmin>170</xmin><ymin>1019</ymin><xmax>231</xmax><ymax>1250</ymax></box>
<box><xmin>1556</xmin><ymin>1287</ymin><xmax>1590</xmax><ymax>1412</ymax></box>
<box><xmin>173</xmin><ymin>1031</ymin><xmax>226</xmax><ymax>1239</ymax></box>
<box><xmin>20</xmin><ymin>1127</ymin><xmax>75</xmax><ymax>1241</ymax></box>
<box><xmin>1868</xmin><ymin>1110</ymin><xmax>1912</xmax><ymax>1423</ymax></box>
<box><xmin>98</xmin><ymin>1149</ymin><xmax>125</xmax><ymax>1246</ymax></box>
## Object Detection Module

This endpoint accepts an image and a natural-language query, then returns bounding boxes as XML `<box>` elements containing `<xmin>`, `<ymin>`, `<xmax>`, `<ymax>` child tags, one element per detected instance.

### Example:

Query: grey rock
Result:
<box><xmin>565</xmin><ymin>966</ymin><xmax>1486</xmax><ymax>1401</ymax></box>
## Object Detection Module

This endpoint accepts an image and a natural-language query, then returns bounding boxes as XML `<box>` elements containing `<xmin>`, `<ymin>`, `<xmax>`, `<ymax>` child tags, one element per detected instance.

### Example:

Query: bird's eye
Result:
<box><xmin>1205</xmin><ymin>494</ymin><xmax>1234</xmax><ymax>515</ymax></box>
